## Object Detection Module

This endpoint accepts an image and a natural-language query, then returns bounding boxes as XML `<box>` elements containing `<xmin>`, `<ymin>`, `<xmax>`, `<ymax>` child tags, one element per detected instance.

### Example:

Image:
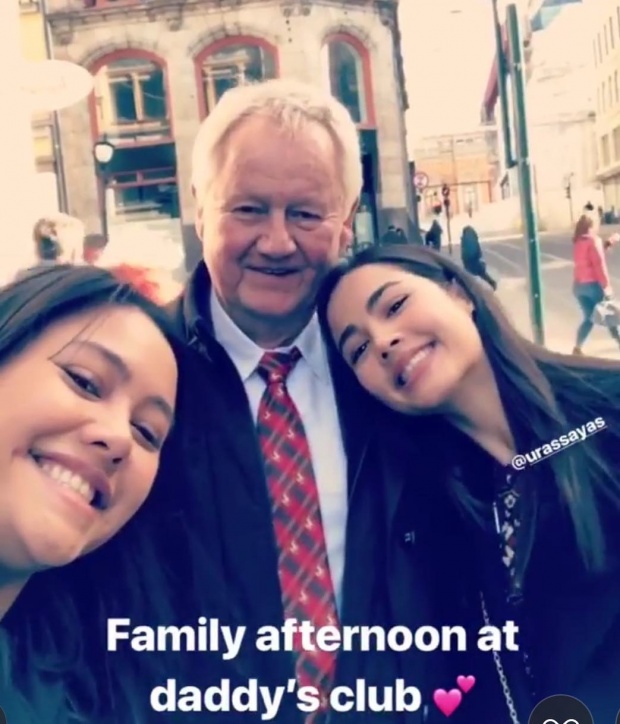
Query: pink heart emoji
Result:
<box><xmin>456</xmin><ymin>675</ymin><xmax>476</xmax><ymax>693</ymax></box>
<box><xmin>433</xmin><ymin>688</ymin><xmax>463</xmax><ymax>717</ymax></box>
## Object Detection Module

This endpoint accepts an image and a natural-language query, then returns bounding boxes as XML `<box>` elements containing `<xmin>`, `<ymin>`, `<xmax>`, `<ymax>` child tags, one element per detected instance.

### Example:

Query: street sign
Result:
<box><xmin>413</xmin><ymin>171</ymin><xmax>429</xmax><ymax>190</ymax></box>
<box><xmin>441</xmin><ymin>183</ymin><xmax>451</xmax><ymax>198</ymax></box>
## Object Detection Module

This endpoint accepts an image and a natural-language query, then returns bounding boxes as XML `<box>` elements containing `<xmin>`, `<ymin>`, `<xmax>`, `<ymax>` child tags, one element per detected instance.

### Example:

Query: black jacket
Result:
<box><xmin>403</xmin><ymin>401</ymin><xmax>620</xmax><ymax>724</ymax></box>
<box><xmin>158</xmin><ymin>263</ymin><xmax>472</xmax><ymax>723</ymax></box>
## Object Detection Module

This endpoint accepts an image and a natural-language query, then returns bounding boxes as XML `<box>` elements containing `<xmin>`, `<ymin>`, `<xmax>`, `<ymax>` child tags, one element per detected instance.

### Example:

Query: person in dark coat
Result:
<box><xmin>161</xmin><ymin>78</ymin><xmax>471</xmax><ymax>723</ymax></box>
<box><xmin>460</xmin><ymin>225</ymin><xmax>497</xmax><ymax>290</ymax></box>
<box><xmin>318</xmin><ymin>243</ymin><xmax>620</xmax><ymax>724</ymax></box>
<box><xmin>424</xmin><ymin>215</ymin><xmax>443</xmax><ymax>252</ymax></box>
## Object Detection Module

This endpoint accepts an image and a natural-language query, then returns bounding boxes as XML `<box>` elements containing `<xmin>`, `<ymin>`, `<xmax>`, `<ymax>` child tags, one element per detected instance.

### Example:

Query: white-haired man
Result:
<box><xmin>165</xmin><ymin>79</ymin><xmax>469</xmax><ymax>724</ymax></box>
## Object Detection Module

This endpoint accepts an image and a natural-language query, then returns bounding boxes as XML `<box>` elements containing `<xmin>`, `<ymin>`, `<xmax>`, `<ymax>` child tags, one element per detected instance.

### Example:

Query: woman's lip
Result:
<box><xmin>29</xmin><ymin>450</ymin><xmax>112</xmax><ymax>508</ymax></box>
<box><xmin>394</xmin><ymin>343</ymin><xmax>435</xmax><ymax>389</ymax></box>
<box><xmin>393</xmin><ymin>343</ymin><xmax>435</xmax><ymax>385</ymax></box>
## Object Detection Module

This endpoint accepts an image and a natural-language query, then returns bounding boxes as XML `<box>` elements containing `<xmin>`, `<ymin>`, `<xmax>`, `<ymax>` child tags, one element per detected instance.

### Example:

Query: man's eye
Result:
<box><xmin>290</xmin><ymin>210</ymin><xmax>320</xmax><ymax>220</ymax></box>
<box><xmin>235</xmin><ymin>206</ymin><xmax>262</xmax><ymax>214</ymax></box>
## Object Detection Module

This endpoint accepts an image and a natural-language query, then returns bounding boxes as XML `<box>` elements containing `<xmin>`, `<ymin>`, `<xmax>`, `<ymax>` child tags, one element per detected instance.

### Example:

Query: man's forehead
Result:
<box><xmin>223</xmin><ymin>113</ymin><xmax>339</xmax><ymax>157</ymax></box>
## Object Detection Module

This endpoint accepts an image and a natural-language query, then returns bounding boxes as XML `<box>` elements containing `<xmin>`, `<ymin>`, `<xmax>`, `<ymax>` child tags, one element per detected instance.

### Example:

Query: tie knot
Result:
<box><xmin>257</xmin><ymin>347</ymin><xmax>302</xmax><ymax>385</ymax></box>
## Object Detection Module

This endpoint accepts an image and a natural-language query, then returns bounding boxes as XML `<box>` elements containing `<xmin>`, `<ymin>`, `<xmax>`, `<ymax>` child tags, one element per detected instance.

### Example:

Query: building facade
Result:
<box><xmin>481</xmin><ymin>0</ymin><xmax>598</xmax><ymax>229</ymax></box>
<box><xmin>44</xmin><ymin>0</ymin><xmax>412</xmax><ymax>268</ymax></box>
<box><xmin>412</xmin><ymin>131</ymin><xmax>497</xmax><ymax>221</ymax></box>
<box><xmin>18</xmin><ymin>0</ymin><xmax>65</xmax><ymax>214</ymax></box>
<box><xmin>588</xmin><ymin>0</ymin><xmax>620</xmax><ymax>214</ymax></box>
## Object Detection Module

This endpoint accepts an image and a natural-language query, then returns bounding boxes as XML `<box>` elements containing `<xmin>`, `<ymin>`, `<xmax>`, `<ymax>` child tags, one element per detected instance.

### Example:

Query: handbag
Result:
<box><xmin>592</xmin><ymin>298</ymin><xmax>620</xmax><ymax>327</ymax></box>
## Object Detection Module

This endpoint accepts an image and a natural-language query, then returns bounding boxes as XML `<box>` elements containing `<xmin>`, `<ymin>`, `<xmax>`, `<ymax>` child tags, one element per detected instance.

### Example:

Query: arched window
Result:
<box><xmin>197</xmin><ymin>38</ymin><xmax>278</xmax><ymax>116</ymax></box>
<box><xmin>93</xmin><ymin>53</ymin><xmax>170</xmax><ymax>141</ymax></box>
<box><xmin>324</xmin><ymin>36</ymin><xmax>372</xmax><ymax>125</ymax></box>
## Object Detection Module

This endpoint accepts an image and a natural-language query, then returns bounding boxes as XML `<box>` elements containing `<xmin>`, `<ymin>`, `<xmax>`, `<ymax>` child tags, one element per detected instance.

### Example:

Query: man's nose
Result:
<box><xmin>256</xmin><ymin>210</ymin><xmax>296</xmax><ymax>256</ymax></box>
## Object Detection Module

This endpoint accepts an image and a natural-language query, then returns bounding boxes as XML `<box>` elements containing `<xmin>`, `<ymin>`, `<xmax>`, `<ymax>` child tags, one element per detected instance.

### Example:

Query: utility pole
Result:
<box><xmin>498</xmin><ymin>3</ymin><xmax>545</xmax><ymax>346</ymax></box>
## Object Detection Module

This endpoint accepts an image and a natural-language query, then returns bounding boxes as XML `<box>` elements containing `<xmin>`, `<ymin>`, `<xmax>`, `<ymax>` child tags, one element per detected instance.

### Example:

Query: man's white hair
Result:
<box><xmin>191</xmin><ymin>78</ymin><xmax>363</xmax><ymax>213</ymax></box>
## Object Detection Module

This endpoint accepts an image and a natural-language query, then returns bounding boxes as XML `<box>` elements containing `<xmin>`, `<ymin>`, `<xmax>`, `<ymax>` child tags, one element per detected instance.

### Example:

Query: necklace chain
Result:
<box><xmin>480</xmin><ymin>593</ymin><xmax>521</xmax><ymax>724</ymax></box>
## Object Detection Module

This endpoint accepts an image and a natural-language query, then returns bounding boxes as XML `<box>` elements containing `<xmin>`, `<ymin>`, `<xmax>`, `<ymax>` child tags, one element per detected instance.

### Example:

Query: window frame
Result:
<box><xmin>323</xmin><ymin>33</ymin><xmax>376</xmax><ymax>129</ymax></box>
<box><xmin>194</xmin><ymin>36</ymin><xmax>279</xmax><ymax>120</ymax></box>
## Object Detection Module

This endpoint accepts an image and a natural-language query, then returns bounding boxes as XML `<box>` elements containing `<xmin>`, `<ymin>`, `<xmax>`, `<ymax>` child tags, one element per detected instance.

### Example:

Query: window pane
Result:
<box><xmin>202</xmin><ymin>43</ymin><xmax>277</xmax><ymax>113</ymax></box>
<box><xmin>95</xmin><ymin>57</ymin><xmax>169</xmax><ymax>138</ymax></box>
<box><xmin>113</xmin><ymin>182</ymin><xmax>180</xmax><ymax>221</ymax></box>
<box><xmin>140</xmin><ymin>72</ymin><xmax>167</xmax><ymax>120</ymax></box>
<box><xmin>328</xmin><ymin>41</ymin><xmax>366</xmax><ymax>124</ymax></box>
<box><xmin>111</xmin><ymin>80</ymin><xmax>137</xmax><ymax>122</ymax></box>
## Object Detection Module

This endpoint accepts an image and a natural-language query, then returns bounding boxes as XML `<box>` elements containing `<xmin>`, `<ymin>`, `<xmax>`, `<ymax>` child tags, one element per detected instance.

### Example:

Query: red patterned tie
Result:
<box><xmin>256</xmin><ymin>348</ymin><xmax>339</xmax><ymax>722</ymax></box>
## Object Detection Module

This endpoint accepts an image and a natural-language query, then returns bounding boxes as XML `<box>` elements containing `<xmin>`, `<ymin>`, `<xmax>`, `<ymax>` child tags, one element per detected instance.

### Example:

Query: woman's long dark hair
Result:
<box><xmin>317</xmin><ymin>244</ymin><xmax>620</xmax><ymax>573</ymax></box>
<box><xmin>0</xmin><ymin>265</ymin><xmax>190</xmax><ymax>722</ymax></box>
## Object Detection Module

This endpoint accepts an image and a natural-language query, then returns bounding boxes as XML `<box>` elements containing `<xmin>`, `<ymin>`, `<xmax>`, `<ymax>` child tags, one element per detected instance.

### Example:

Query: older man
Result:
<box><xmin>165</xmin><ymin>79</ymin><xmax>467</xmax><ymax>723</ymax></box>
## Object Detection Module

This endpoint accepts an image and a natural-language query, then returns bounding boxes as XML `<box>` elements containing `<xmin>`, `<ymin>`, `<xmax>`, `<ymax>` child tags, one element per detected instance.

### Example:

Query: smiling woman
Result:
<box><xmin>316</xmin><ymin>243</ymin><xmax>620</xmax><ymax>723</ymax></box>
<box><xmin>0</xmin><ymin>265</ymin><xmax>186</xmax><ymax>722</ymax></box>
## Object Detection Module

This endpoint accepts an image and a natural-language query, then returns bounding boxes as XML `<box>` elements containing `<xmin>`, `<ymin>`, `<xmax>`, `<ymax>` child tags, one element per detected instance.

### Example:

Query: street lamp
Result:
<box><xmin>93</xmin><ymin>136</ymin><xmax>115</xmax><ymax>241</ymax></box>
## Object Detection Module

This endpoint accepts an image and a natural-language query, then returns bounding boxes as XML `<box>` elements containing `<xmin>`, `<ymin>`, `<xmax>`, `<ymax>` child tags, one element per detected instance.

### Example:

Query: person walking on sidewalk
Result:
<box><xmin>425</xmin><ymin>211</ymin><xmax>443</xmax><ymax>251</ymax></box>
<box><xmin>460</xmin><ymin>225</ymin><xmax>497</xmax><ymax>290</ymax></box>
<box><xmin>572</xmin><ymin>213</ymin><xmax>620</xmax><ymax>354</ymax></box>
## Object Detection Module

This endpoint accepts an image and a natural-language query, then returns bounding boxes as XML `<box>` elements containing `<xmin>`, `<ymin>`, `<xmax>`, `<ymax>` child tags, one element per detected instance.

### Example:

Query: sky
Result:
<box><xmin>398</xmin><ymin>0</ymin><xmax>497</xmax><ymax>143</ymax></box>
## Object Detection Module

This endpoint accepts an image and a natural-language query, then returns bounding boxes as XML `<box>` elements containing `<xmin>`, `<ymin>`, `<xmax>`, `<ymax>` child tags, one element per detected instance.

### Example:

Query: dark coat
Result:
<box><xmin>159</xmin><ymin>263</ymin><xmax>474</xmax><ymax>723</ymax></box>
<box><xmin>401</xmin><ymin>401</ymin><xmax>620</xmax><ymax>723</ymax></box>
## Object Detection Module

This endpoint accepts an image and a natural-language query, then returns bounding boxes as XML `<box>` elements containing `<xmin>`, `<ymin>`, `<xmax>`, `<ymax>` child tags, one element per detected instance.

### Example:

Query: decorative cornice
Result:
<box><xmin>279</xmin><ymin>0</ymin><xmax>312</xmax><ymax>18</ymax></box>
<box><xmin>48</xmin><ymin>0</ymin><xmax>397</xmax><ymax>46</ymax></box>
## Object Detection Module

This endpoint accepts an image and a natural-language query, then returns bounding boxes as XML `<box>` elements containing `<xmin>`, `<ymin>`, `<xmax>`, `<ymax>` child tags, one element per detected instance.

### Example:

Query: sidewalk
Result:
<box><xmin>495</xmin><ymin>278</ymin><xmax>620</xmax><ymax>360</ymax></box>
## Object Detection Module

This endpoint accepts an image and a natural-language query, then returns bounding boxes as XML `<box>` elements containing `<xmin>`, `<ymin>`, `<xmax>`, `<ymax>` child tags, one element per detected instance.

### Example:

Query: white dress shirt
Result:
<box><xmin>210</xmin><ymin>291</ymin><xmax>349</xmax><ymax>613</ymax></box>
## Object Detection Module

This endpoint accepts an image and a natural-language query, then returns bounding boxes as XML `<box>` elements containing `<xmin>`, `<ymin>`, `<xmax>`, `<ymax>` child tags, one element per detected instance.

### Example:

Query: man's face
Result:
<box><xmin>194</xmin><ymin>115</ymin><xmax>355</xmax><ymax>342</ymax></box>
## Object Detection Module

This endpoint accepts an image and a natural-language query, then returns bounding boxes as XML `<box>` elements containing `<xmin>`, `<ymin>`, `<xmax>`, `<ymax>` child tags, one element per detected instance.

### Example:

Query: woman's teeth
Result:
<box><xmin>397</xmin><ymin>345</ymin><xmax>433</xmax><ymax>387</ymax></box>
<box><xmin>36</xmin><ymin>460</ymin><xmax>96</xmax><ymax>505</ymax></box>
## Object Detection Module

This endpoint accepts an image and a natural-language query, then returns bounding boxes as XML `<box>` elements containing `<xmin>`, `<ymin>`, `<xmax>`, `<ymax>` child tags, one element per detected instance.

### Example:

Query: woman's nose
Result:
<box><xmin>81</xmin><ymin>417</ymin><xmax>132</xmax><ymax>467</ymax></box>
<box><xmin>379</xmin><ymin>336</ymin><xmax>401</xmax><ymax>360</ymax></box>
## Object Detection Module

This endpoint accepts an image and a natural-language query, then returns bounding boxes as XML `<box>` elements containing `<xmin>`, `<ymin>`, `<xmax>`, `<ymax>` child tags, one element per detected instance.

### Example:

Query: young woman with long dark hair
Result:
<box><xmin>0</xmin><ymin>264</ymin><xmax>184</xmax><ymax>723</ymax></box>
<box><xmin>317</xmin><ymin>244</ymin><xmax>620</xmax><ymax>723</ymax></box>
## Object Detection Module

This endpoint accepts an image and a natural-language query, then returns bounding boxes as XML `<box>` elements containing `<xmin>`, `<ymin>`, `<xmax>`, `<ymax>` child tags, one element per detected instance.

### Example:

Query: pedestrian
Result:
<box><xmin>15</xmin><ymin>213</ymin><xmax>85</xmax><ymax>281</ymax></box>
<box><xmin>164</xmin><ymin>78</ymin><xmax>458</xmax><ymax>723</ymax></box>
<box><xmin>571</xmin><ymin>213</ymin><xmax>620</xmax><ymax>354</ymax></box>
<box><xmin>425</xmin><ymin>212</ymin><xmax>443</xmax><ymax>251</ymax></box>
<box><xmin>380</xmin><ymin>224</ymin><xmax>402</xmax><ymax>244</ymax></box>
<box><xmin>318</xmin><ymin>242</ymin><xmax>620</xmax><ymax>724</ymax></box>
<box><xmin>460</xmin><ymin>225</ymin><xmax>497</xmax><ymax>290</ymax></box>
<box><xmin>0</xmin><ymin>264</ymin><xmax>191</xmax><ymax>723</ymax></box>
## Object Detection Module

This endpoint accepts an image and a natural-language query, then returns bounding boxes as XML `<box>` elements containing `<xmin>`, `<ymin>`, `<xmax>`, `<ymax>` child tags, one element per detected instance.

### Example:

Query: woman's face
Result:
<box><xmin>326</xmin><ymin>263</ymin><xmax>484</xmax><ymax>414</ymax></box>
<box><xmin>0</xmin><ymin>305</ymin><xmax>177</xmax><ymax>576</ymax></box>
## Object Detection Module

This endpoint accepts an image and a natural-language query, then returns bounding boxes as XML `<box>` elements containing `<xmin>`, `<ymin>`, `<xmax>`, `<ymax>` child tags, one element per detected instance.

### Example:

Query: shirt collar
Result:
<box><xmin>209</xmin><ymin>290</ymin><xmax>330</xmax><ymax>383</ymax></box>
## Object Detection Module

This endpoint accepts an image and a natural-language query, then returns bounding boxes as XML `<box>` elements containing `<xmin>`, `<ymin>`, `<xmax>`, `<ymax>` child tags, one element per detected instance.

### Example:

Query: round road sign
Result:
<box><xmin>414</xmin><ymin>171</ymin><xmax>429</xmax><ymax>190</ymax></box>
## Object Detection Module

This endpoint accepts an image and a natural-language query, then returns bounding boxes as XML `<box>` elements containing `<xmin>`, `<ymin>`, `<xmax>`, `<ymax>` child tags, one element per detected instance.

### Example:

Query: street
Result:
<box><xmin>452</xmin><ymin>228</ymin><xmax>620</xmax><ymax>359</ymax></box>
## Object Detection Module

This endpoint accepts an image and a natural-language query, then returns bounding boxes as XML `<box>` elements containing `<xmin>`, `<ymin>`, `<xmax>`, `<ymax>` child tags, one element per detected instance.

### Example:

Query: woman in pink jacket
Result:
<box><xmin>572</xmin><ymin>213</ymin><xmax>620</xmax><ymax>354</ymax></box>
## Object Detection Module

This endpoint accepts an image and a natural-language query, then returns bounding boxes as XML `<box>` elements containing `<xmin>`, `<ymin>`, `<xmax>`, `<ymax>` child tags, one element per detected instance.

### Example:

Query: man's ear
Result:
<box><xmin>338</xmin><ymin>197</ymin><xmax>360</xmax><ymax>254</ymax></box>
<box><xmin>194</xmin><ymin>203</ymin><xmax>204</xmax><ymax>242</ymax></box>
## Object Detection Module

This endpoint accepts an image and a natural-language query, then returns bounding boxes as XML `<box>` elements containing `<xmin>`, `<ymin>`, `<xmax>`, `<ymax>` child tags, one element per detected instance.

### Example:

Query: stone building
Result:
<box><xmin>412</xmin><ymin>131</ymin><xmax>498</xmax><ymax>221</ymax></box>
<box><xmin>45</xmin><ymin>0</ymin><xmax>413</xmax><ymax>268</ymax></box>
